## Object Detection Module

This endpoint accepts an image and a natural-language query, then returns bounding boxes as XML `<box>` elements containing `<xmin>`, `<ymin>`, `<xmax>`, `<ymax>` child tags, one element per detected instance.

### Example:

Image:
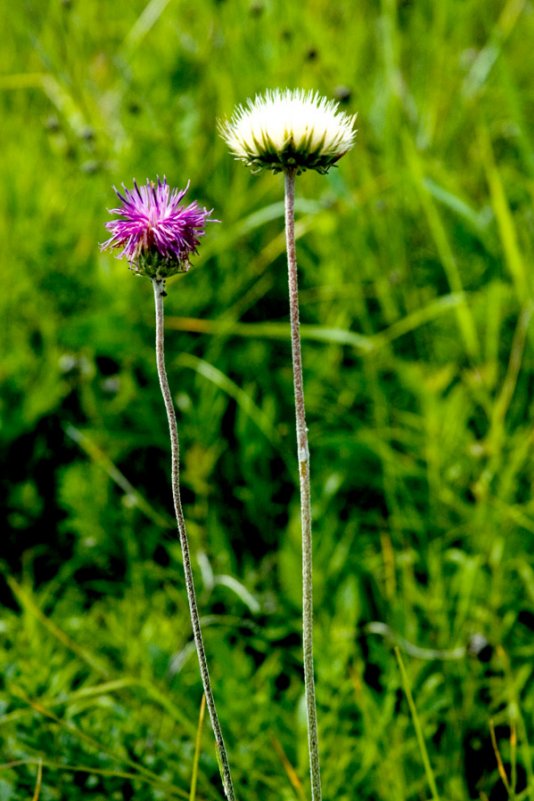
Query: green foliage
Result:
<box><xmin>2</xmin><ymin>0</ymin><xmax>534</xmax><ymax>799</ymax></box>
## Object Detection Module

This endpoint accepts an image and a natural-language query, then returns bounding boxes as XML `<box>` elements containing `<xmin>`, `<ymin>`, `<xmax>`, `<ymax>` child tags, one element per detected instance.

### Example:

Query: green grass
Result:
<box><xmin>2</xmin><ymin>0</ymin><xmax>534</xmax><ymax>799</ymax></box>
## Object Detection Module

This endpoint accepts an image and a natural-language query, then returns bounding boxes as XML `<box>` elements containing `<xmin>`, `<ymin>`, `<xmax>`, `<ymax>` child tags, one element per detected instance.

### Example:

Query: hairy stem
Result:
<box><xmin>152</xmin><ymin>278</ymin><xmax>236</xmax><ymax>801</ymax></box>
<box><xmin>284</xmin><ymin>170</ymin><xmax>322</xmax><ymax>801</ymax></box>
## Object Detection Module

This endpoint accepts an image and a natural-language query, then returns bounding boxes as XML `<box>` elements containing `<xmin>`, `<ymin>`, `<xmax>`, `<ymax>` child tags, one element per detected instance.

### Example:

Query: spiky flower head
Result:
<box><xmin>101</xmin><ymin>178</ymin><xmax>215</xmax><ymax>279</ymax></box>
<box><xmin>219</xmin><ymin>88</ymin><xmax>357</xmax><ymax>175</ymax></box>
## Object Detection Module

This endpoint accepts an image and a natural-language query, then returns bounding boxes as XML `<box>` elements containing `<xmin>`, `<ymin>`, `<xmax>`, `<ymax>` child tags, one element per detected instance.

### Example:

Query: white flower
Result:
<box><xmin>219</xmin><ymin>88</ymin><xmax>357</xmax><ymax>175</ymax></box>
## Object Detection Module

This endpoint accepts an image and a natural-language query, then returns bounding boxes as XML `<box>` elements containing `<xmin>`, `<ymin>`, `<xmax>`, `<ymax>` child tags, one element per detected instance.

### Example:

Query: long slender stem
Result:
<box><xmin>284</xmin><ymin>170</ymin><xmax>322</xmax><ymax>801</ymax></box>
<box><xmin>152</xmin><ymin>278</ymin><xmax>236</xmax><ymax>801</ymax></box>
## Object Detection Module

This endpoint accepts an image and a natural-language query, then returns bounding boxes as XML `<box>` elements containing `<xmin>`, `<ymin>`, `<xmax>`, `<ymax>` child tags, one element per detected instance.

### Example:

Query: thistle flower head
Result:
<box><xmin>219</xmin><ymin>88</ymin><xmax>357</xmax><ymax>175</ymax></box>
<box><xmin>101</xmin><ymin>178</ymin><xmax>215</xmax><ymax>279</ymax></box>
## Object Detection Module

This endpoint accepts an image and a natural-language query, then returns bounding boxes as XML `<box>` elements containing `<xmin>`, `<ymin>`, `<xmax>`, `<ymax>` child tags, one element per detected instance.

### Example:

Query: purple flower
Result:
<box><xmin>101</xmin><ymin>178</ymin><xmax>215</xmax><ymax>278</ymax></box>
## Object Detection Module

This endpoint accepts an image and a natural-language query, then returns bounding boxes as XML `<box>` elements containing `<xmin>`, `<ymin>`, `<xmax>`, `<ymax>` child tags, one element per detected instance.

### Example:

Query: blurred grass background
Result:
<box><xmin>2</xmin><ymin>0</ymin><xmax>534</xmax><ymax>799</ymax></box>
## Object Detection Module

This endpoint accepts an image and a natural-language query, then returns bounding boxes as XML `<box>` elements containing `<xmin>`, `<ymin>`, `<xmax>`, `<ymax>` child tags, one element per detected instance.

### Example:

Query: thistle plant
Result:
<box><xmin>101</xmin><ymin>178</ymin><xmax>236</xmax><ymax>801</ymax></box>
<box><xmin>220</xmin><ymin>88</ymin><xmax>357</xmax><ymax>801</ymax></box>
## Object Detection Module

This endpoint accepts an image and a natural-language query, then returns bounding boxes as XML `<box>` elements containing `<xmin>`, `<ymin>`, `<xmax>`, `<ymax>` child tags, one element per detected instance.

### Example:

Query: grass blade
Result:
<box><xmin>189</xmin><ymin>694</ymin><xmax>206</xmax><ymax>801</ymax></box>
<box><xmin>395</xmin><ymin>647</ymin><xmax>441</xmax><ymax>801</ymax></box>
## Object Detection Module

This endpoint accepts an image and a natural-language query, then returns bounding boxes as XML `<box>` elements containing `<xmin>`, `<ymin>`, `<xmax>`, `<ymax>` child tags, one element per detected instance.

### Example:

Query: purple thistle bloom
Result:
<box><xmin>101</xmin><ymin>178</ymin><xmax>215</xmax><ymax>278</ymax></box>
